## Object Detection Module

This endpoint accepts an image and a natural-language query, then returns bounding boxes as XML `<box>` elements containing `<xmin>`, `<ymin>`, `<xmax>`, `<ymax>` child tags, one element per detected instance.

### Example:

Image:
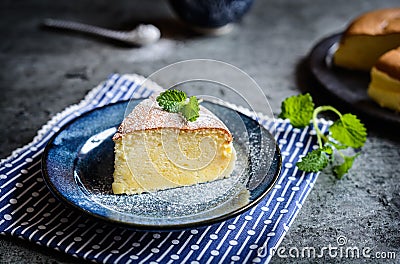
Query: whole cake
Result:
<box><xmin>334</xmin><ymin>8</ymin><xmax>400</xmax><ymax>71</ymax></box>
<box><xmin>112</xmin><ymin>96</ymin><xmax>236</xmax><ymax>194</ymax></box>
<box><xmin>368</xmin><ymin>47</ymin><xmax>400</xmax><ymax>111</ymax></box>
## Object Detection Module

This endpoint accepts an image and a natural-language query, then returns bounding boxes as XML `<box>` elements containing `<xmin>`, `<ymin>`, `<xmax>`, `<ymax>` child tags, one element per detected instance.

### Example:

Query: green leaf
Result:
<box><xmin>156</xmin><ymin>89</ymin><xmax>187</xmax><ymax>112</ymax></box>
<box><xmin>279</xmin><ymin>93</ymin><xmax>367</xmax><ymax>178</ymax></box>
<box><xmin>279</xmin><ymin>93</ymin><xmax>314</xmax><ymax>128</ymax></box>
<box><xmin>297</xmin><ymin>148</ymin><xmax>329</xmax><ymax>172</ymax></box>
<box><xmin>156</xmin><ymin>89</ymin><xmax>200</xmax><ymax>122</ymax></box>
<box><xmin>181</xmin><ymin>96</ymin><xmax>200</xmax><ymax>122</ymax></box>
<box><xmin>329</xmin><ymin>113</ymin><xmax>367</xmax><ymax>148</ymax></box>
<box><xmin>321</xmin><ymin>145</ymin><xmax>333</xmax><ymax>155</ymax></box>
<box><xmin>333</xmin><ymin>153</ymin><xmax>360</xmax><ymax>179</ymax></box>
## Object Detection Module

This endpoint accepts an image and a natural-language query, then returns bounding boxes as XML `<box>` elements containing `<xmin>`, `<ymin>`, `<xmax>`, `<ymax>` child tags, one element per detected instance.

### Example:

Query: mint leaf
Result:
<box><xmin>279</xmin><ymin>93</ymin><xmax>367</xmax><ymax>178</ymax></box>
<box><xmin>329</xmin><ymin>113</ymin><xmax>367</xmax><ymax>148</ymax></box>
<box><xmin>279</xmin><ymin>93</ymin><xmax>314</xmax><ymax>128</ymax></box>
<box><xmin>181</xmin><ymin>96</ymin><xmax>200</xmax><ymax>122</ymax></box>
<box><xmin>156</xmin><ymin>89</ymin><xmax>187</xmax><ymax>112</ymax></box>
<box><xmin>156</xmin><ymin>89</ymin><xmax>200</xmax><ymax>122</ymax></box>
<box><xmin>321</xmin><ymin>145</ymin><xmax>333</xmax><ymax>155</ymax></box>
<box><xmin>297</xmin><ymin>149</ymin><xmax>329</xmax><ymax>172</ymax></box>
<box><xmin>333</xmin><ymin>154</ymin><xmax>359</xmax><ymax>179</ymax></box>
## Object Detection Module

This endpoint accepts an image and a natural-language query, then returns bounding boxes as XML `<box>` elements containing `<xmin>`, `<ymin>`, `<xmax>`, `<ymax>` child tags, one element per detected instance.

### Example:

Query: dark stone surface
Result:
<box><xmin>1</xmin><ymin>0</ymin><xmax>399</xmax><ymax>263</ymax></box>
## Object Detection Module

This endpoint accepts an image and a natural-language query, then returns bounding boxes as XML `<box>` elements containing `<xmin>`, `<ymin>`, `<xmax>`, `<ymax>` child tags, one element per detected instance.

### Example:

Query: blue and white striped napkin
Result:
<box><xmin>0</xmin><ymin>74</ymin><xmax>328</xmax><ymax>263</ymax></box>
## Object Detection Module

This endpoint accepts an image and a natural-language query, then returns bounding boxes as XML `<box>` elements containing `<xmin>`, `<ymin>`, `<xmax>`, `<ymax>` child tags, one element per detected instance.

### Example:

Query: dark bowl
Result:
<box><xmin>168</xmin><ymin>0</ymin><xmax>254</xmax><ymax>32</ymax></box>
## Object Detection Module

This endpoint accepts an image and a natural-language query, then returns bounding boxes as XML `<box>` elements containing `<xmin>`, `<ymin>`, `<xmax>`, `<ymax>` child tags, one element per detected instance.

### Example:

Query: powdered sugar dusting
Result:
<box><xmin>89</xmin><ymin>140</ymin><xmax>249</xmax><ymax>220</ymax></box>
<box><xmin>113</xmin><ymin>97</ymin><xmax>232</xmax><ymax>141</ymax></box>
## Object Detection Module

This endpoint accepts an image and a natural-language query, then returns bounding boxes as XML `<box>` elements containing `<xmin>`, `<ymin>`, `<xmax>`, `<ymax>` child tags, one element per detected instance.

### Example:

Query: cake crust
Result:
<box><xmin>343</xmin><ymin>8</ymin><xmax>400</xmax><ymax>36</ymax></box>
<box><xmin>375</xmin><ymin>47</ymin><xmax>400</xmax><ymax>81</ymax></box>
<box><xmin>113</xmin><ymin>96</ymin><xmax>232</xmax><ymax>142</ymax></box>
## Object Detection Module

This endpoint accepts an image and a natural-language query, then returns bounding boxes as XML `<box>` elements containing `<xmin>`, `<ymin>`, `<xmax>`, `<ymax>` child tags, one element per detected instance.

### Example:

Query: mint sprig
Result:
<box><xmin>180</xmin><ymin>95</ymin><xmax>200</xmax><ymax>122</ymax></box>
<box><xmin>279</xmin><ymin>93</ymin><xmax>367</xmax><ymax>178</ymax></box>
<box><xmin>333</xmin><ymin>153</ymin><xmax>360</xmax><ymax>179</ymax></box>
<box><xmin>156</xmin><ymin>89</ymin><xmax>187</xmax><ymax>112</ymax></box>
<box><xmin>297</xmin><ymin>148</ymin><xmax>330</xmax><ymax>172</ymax></box>
<box><xmin>329</xmin><ymin>113</ymin><xmax>367</xmax><ymax>148</ymax></box>
<box><xmin>156</xmin><ymin>89</ymin><xmax>200</xmax><ymax>122</ymax></box>
<box><xmin>279</xmin><ymin>93</ymin><xmax>314</xmax><ymax>127</ymax></box>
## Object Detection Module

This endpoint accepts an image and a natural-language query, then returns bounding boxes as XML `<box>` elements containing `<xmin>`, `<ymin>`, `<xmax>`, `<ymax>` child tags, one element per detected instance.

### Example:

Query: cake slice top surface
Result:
<box><xmin>113</xmin><ymin>96</ymin><xmax>232</xmax><ymax>141</ymax></box>
<box><xmin>344</xmin><ymin>8</ymin><xmax>400</xmax><ymax>36</ymax></box>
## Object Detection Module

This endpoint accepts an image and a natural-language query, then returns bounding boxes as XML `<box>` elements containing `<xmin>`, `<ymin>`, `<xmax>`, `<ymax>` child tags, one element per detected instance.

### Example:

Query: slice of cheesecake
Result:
<box><xmin>334</xmin><ymin>8</ymin><xmax>400</xmax><ymax>71</ymax></box>
<box><xmin>112</xmin><ymin>97</ymin><xmax>236</xmax><ymax>194</ymax></box>
<box><xmin>368</xmin><ymin>47</ymin><xmax>400</xmax><ymax>112</ymax></box>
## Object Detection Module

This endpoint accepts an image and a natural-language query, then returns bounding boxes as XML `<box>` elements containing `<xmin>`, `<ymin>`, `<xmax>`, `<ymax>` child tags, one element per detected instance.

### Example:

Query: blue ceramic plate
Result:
<box><xmin>42</xmin><ymin>100</ymin><xmax>281</xmax><ymax>230</ymax></box>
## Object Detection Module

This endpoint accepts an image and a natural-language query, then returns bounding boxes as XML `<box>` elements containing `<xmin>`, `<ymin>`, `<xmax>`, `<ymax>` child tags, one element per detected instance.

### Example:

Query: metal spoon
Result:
<box><xmin>42</xmin><ymin>18</ymin><xmax>161</xmax><ymax>46</ymax></box>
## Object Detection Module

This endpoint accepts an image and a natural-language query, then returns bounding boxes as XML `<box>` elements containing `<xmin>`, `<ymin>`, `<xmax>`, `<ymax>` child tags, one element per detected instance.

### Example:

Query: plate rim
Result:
<box><xmin>308</xmin><ymin>32</ymin><xmax>400</xmax><ymax>125</ymax></box>
<box><xmin>41</xmin><ymin>99</ymin><xmax>282</xmax><ymax>231</ymax></box>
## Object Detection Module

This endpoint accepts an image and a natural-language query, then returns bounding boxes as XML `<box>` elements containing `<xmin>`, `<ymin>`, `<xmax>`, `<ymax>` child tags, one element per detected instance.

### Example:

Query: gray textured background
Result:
<box><xmin>0</xmin><ymin>0</ymin><xmax>399</xmax><ymax>263</ymax></box>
